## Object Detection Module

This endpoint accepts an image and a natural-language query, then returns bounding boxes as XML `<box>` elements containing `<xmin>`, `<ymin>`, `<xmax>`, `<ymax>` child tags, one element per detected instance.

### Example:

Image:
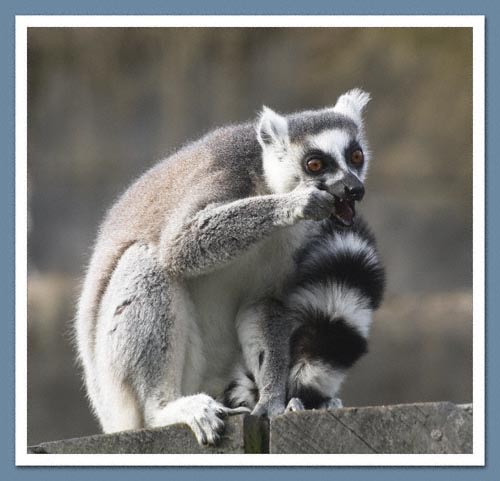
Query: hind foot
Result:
<box><xmin>147</xmin><ymin>393</ymin><xmax>250</xmax><ymax>445</ymax></box>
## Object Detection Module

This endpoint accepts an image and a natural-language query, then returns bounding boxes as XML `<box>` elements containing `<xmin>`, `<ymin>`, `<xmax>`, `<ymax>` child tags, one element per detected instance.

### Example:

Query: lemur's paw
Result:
<box><xmin>183</xmin><ymin>394</ymin><xmax>226</xmax><ymax>445</ymax></box>
<box><xmin>285</xmin><ymin>397</ymin><xmax>305</xmax><ymax>413</ymax></box>
<box><xmin>251</xmin><ymin>396</ymin><xmax>285</xmax><ymax>418</ymax></box>
<box><xmin>158</xmin><ymin>394</ymin><xmax>250</xmax><ymax>446</ymax></box>
<box><xmin>322</xmin><ymin>397</ymin><xmax>343</xmax><ymax>410</ymax></box>
<box><xmin>290</xmin><ymin>186</ymin><xmax>336</xmax><ymax>222</ymax></box>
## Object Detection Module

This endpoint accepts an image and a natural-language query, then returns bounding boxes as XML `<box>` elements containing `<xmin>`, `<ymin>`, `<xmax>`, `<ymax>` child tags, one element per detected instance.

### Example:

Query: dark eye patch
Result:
<box><xmin>302</xmin><ymin>149</ymin><xmax>337</xmax><ymax>175</ymax></box>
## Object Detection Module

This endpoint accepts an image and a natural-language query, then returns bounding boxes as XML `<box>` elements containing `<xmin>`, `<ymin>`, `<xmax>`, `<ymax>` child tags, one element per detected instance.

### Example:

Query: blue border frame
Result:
<box><xmin>3</xmin><ymin>1</ymin><xmax>497</xmax><ymax>480</ymax></box>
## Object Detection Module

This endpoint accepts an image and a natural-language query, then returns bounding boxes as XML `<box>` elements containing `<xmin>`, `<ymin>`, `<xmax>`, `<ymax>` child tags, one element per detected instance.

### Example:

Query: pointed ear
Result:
<box><xmin>334</xmin><ymin>88</ymin><xmax>371</xmax><ymax>123</ymax></box>
<box><xmin>257</xmin><ymin>106</ymin><xmax>289</xmax><ymax>148</ymax></box>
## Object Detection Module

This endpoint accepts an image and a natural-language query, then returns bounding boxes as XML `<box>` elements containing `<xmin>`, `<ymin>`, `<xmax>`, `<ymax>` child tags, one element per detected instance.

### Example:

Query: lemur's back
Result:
<box><xmin>76</xmin><ymin>123</ymin><xmax>263</xmax><ymax>371</ymax></box>
<box><xmin>98</xmin><ymin>128</ymin><xmax>250</xmax><ymax>243</ymax></box>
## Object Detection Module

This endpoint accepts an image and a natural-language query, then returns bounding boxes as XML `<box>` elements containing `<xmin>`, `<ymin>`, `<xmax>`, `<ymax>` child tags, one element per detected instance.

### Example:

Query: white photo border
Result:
<box><xmin>15</xmin><ymin>14</ymin><xmax>485</xmax><ymax>467</ymax></box>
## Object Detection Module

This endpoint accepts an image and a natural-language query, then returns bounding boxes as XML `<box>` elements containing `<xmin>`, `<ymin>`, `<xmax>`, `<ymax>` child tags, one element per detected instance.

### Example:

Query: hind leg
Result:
<box><xmin>91</xmin><ymin>242</ymin><xmax>176</xmax><ymax>432</ymax></box>
<box><xmin>89</xmin><ymin>366</ymin><xmax>143</xmax><ymax>433</ymax></box>
<box><xmin>92</xmin><ymin>242</ymin><xmax>243</xmax><ymax>444</ymax></box>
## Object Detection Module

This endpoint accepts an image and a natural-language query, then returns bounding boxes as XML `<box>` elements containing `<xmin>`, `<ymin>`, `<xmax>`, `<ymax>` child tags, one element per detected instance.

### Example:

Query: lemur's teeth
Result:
<box><xmin>333</xmin><ymin>198</ymin><xmax>355</xmax><ymax>226</ymax></box>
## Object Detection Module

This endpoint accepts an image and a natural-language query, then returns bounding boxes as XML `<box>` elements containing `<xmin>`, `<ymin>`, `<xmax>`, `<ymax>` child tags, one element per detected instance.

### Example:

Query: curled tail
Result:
<box><xmin>289</xmin><ymin>217</ymin><xmax>385</xmax><ymax>336</ymax></box>
<box><xmin>285</xmin><ymin>218</ymin><xmax>385</xmax><ymax>405</ymax></box>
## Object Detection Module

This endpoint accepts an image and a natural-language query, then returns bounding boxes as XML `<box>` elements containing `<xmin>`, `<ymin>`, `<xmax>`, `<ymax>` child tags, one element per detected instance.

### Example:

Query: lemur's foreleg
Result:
<box><xmin>161</xmin><ymin>187</ymin><xmax>336</xmax><ymax>278</ymax></box>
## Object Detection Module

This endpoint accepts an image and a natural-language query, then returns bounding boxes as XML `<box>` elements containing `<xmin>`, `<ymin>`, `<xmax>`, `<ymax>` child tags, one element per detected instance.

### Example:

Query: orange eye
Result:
<box><xmin>351</xmin><ymin>149</ymin><xmax>364</xmax><ymax>167</ymax></box>
<box><xmin>306</xmin><ymin>158</ymin><xmax>324</xmax><ymax>173</ymax></box>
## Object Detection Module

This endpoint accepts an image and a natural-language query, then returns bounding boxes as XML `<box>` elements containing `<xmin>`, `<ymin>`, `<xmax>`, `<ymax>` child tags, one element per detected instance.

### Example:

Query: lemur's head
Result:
<box><xmin>257</xmin><ymin>89</ymin><xmax>371</xmax><ymax>226</ymax></box>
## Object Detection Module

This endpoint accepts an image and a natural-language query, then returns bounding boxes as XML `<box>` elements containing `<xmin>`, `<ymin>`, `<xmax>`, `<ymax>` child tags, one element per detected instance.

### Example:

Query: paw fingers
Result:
<box><xmin>192</xmin><ymin>402</ymin><xmax>229</xmax><ymax>446</ymax></box>
<box><xmin>190</xmin><ymin>419</ymin><xmax>208</xmax><ymax>445</ymax></box>
<box><xmin>286</xmin><ymin>397</ymin><xmax>305</xmax><ymax>413</ymax></box>
<box><xmin>326</xmin><ymin>397</ymin><xmax>343</xmax><ymax>409</ymax></box>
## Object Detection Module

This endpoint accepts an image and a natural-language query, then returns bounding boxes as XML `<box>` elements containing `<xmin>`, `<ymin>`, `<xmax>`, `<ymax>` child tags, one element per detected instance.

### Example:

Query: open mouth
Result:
<box><xmin>332</xmin><ymin>196</ymin><xmax>356</xmax><ymax>227</ymax></box>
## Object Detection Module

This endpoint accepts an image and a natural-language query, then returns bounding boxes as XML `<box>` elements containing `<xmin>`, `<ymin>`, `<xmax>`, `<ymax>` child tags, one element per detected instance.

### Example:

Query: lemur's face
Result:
<box><xmin>257</xmin><ymin>89</ymin><xmax>371</xmax><ymax>226</ymax></box>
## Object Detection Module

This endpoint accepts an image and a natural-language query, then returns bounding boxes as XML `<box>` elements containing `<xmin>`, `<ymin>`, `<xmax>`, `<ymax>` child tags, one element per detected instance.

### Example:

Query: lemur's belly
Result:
<box><xmin>185</xmin><ymin>224</ymin><xmax>308</xmax><ymax>397</ymax></box>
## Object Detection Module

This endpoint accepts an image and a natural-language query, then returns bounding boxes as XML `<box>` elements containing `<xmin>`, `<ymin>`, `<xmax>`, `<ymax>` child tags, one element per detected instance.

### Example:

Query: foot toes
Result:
<box><xmin>191</xmin><ymin>419</ymin><xmax>208</xmax><ymax>445</ymax></box>
<box><xmin>205</xmin><ymin>426</ymin><xmax>220</xmax><ymax>445</ymax></box>
<box><xmin>210</xmin><ymin>414</ymin><xmax>225</xmax><ymax>433</ymax></box>
<box><xmin>286</xmin><ymin>397</ymin><xmax>305</xmax><ymax>413</ymax></box>
<box><xmin>324</xmin><ymin>397</ymin><xmax>343</xmax><ymax>409</ymax></box>
<box><xmin>191</xmin><ymin>400</ymin><xmax>231</xmax><ymax>446</ymax></box>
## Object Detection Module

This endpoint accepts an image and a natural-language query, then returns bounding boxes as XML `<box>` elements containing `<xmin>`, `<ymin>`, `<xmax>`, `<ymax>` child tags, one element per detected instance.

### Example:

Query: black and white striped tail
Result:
<box><xmin>286</xmin><ymin>217</ymin><xmax>385</xmax><ymax>407</ymax></box>
<box><xmin>220</xmin><ymin>365</ymin><xmax>259</xmax><ymax>409</ymax></box>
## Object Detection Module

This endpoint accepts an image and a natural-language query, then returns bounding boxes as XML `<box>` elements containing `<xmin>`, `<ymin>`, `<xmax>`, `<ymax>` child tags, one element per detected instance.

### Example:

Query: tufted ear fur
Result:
<box><xmin>333</xmin><ymin>88</ymin><xmax>371</xmax><ymax>124</ymax></box>
<box><xmin>257</xmin><ymin>106</ymin><xmax>289</xmax><ymax>149</ymax></box>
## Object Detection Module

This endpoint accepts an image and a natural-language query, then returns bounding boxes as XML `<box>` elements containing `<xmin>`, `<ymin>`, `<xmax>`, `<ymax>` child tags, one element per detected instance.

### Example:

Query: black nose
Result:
<box><xmin>344</xmin><ymin>183</ymin><xmax>365</xmax><ymax>201</ymax></box>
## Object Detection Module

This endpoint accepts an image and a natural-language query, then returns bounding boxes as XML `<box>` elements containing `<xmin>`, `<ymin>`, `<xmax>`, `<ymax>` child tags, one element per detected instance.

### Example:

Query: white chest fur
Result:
<box><xmin>183</xmin><ymin>223</ymin><xmax>308</xmax><ymax>396</ymax></box>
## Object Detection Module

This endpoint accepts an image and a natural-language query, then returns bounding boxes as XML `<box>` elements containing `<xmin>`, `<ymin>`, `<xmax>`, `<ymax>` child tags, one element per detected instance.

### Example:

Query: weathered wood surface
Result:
<box><xmin>270</xmin><ymin>402</ymin><xmax>472</xmax><ymax>454</ymax></box>
<box><xmin>28</xmin><ymin>415</ymin><xmax>252</xmax><ymax>454</ymax></box>
<box><xmin>28</xmin><ymin>402</ymin><xmax>472</xmax><ymax>455</ymax></box>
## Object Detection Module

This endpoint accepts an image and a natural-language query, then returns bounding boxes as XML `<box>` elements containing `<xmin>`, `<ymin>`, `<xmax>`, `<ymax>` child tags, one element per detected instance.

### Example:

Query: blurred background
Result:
<box><xmin>27</xmin><ymin>27</ymin><xmax>473</xmax><ymax>445</ymax></box>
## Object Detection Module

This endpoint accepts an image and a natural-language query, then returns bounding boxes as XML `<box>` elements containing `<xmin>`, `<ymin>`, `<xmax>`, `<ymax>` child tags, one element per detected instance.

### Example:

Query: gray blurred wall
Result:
<box><xmin>27</xmin><ymin>27</ymin><xmax>473</xmax><ymax>445</ymax></box>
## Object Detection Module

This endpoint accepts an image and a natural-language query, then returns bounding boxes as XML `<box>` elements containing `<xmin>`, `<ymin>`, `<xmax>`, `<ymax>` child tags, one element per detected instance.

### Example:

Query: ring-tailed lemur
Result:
<box><xmin>75</xmin><ymin>88</ymin><xmax>384</xmax><ymax>446</ymax></box>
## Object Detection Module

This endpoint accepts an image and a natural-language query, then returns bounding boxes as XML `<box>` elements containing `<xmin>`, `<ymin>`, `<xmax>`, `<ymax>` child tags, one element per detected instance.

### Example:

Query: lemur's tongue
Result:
<box><xmin>333</xmin><ymin>197</ymin><xmax>355</xmax><ymax>226</ymax></box>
